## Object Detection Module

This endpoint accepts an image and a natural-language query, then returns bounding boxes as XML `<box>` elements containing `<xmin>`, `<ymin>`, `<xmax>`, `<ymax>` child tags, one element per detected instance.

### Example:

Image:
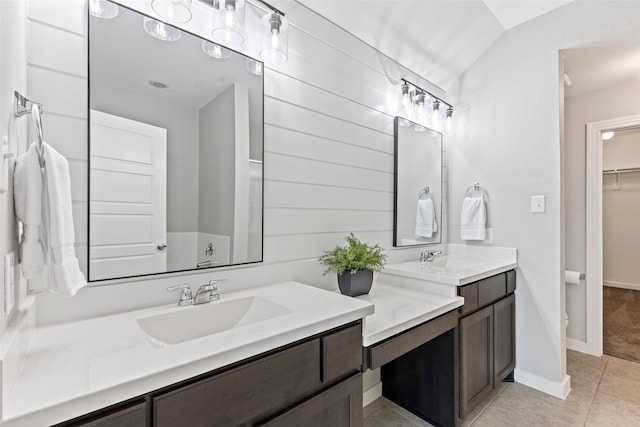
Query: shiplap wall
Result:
<box><xmin>27</xmin><ymin>0</ymin><xmax>449</xmax><ymax>324</ymax></box>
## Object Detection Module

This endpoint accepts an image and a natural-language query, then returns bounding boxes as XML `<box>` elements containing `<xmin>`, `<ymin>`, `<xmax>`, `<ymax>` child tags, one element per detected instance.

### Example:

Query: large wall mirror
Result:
<box><xmin>393</xmin><ymin>117</ymin><xmax>443</xmax><ymax>247</ymax></box>
<box><xmin>89</xmin><ymin>2</ymin><xmax>263</xmax><ymax>281</ymax></box>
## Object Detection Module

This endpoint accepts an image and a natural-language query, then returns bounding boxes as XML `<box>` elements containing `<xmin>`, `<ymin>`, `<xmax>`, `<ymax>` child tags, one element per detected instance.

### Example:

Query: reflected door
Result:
<box><xmin>89</xmin><ymin>111</ymin><xmax>167</xmax><ymax>280</ymax></box>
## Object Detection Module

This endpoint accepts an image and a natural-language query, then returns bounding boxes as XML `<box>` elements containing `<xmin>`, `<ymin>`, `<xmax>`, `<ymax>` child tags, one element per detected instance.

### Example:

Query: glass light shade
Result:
<box><xmin>143</xmin><ymin>17</ymin><xmax>181</xmax><ymax>41</ymax></box>
<box><xmin>212</xmin><ymin>0</ymin><xmax>246</xmax><ymax>46</ymax></box>
<box><xmin>398</xmin><ymin>118</ymin><xmax>411</xmax><ymax>127</ymax></box>
<box><xmin>259</xmin><ymin>13</ymin><xmax>289</xmax><ymax>64</ymax></box>
<box><xmin>151</xmin><ymin>0</ymin><xmax>192</xmax><ymax>23</ymax></box>
<box><xmin>246</xmin><ymin>58</ymin><xmax>263</xmax><ymax>76</ymax></box>
<box><xmin>90</xmin><ymin>0</ymin><xmax>119</xmax><ymax>18</ymax></box>
<box><xmin>201</xmin><ymin>40</ymin><xmax>232</xmax><ymax>59</ymax></box>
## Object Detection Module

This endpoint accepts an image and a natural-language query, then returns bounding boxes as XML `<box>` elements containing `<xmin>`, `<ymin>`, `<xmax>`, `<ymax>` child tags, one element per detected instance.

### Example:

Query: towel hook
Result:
<box><xmin>14</xmin><ymin>91</ymin><xmax>45</xmax><ymax>168</ymax></box>
<box><xmin>465</xmin><ymin>182</ymin><xmax>488</xmax><ymax>200</ymax></box>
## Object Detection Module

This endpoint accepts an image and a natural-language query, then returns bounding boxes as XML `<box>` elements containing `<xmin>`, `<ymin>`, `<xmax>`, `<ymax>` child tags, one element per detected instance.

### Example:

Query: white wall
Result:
<box><xmin>0</xmin><ymin>0</ymin><xmax>29</xmax><ymax>337</ymax></box>
<box><xmin>564</xmin><ymin>80</ymin><xmax>640</xmax><ymax>342</ymax></box>
<box><xmin>23</xmin><ymin>0</ymin><xmax>442</xmax><ymax>325</ymax></box>
<box><xmin>448</xmin><ymin>1</ymin><xmax>640</xmax><ymax>397</ymax></box>
<box><xmin>602</xmin><ymin>131</ymin><xmax>640</xmax><ymax>290</ymax></box>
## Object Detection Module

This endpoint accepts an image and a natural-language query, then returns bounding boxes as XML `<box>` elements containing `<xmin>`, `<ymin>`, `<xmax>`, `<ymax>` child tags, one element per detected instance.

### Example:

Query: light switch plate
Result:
<box><xmin>484</xmin><ymin>228</ymin><xmax>494</xmax><ymax>244</ymax></box>
<box><xmin>4</xmin><ymin>252</ymin><xmax>15</xmax><ymax>316</ymax></box>
<box><xmin>531</xmin><ymin>195</ymin><xmax>546</xmax><ymax>213</ymax></box>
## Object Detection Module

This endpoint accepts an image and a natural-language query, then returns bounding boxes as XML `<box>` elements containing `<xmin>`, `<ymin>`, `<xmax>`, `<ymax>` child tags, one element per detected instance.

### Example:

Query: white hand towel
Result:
<box><xmin>460</xmin><ymin>196</ymin><xmax>486</xmax><ymax>240</ymax></box>
<box><xmin>415</xmin><ymin>199</ymin><xmax>437</xmax><ymax>238</ymax></box>
<box><xmin>42</xmin><ymin>142</ymin><xmax>86</xmax><ymax>296</ymax></box>
<box><xmin>13</xmin><ymin>143</ymin><xmax>45</xmax><ymax>277</ymax></box>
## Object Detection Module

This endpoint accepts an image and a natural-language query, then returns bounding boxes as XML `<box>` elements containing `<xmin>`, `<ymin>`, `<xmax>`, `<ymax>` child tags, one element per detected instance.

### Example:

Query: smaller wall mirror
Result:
<box><xmin>393</xmin><ymin>117</ymin><xmax>443</xmax><ymax>247</ymax></box>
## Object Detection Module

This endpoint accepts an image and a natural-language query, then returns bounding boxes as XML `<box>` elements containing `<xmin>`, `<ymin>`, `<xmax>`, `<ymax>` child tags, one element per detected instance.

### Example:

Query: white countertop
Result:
<box><xmin>383</xmin><ymin>254</ymin><xmax>517</xmax><ymax>286</ymax></box>
<box><xmin>358</xmin><ymin>282</ymin><xmax>464</xmax><ymax>346</ymax></box>
<box><xmin>1</xmin><ymin>281</ymin><xmax>374</xmax><ymax>427</ymax></box>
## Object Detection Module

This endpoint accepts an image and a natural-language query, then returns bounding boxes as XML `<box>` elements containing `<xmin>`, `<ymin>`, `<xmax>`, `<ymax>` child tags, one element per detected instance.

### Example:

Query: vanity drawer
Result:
<box><xmin>477</xmin><ymin>274</ymin><xmax>507</xmax><ymax>307</ymax></box>
<box><xmin>56</xmin><ymin>401</ymin><xmax>147</xmax><ymax>427</ymax></box>
<box><xmin>153</xmin><ymin>339</ymin><xmax>322</xmax><ymax>427</ymax></box>
<box><xmin>364</xmin><ymin>310</ymin><xmax>458</xmax><ymax>370</ymax></box>
<box><xmin>458</xmin><ymin>282</ymin><xmax>478</xmax><ymax>315</ymax></box>
<box><xmin>321</xmin><ymin>323</ymin><xmax>362</xmax><ymax>383</ymax></box>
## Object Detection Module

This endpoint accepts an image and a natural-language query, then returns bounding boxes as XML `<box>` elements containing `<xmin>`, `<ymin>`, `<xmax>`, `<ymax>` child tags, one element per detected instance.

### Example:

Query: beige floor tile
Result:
<box><xmin>383</xmin><ymin>399</ymin><xmax>433</xmax><ymax>427</ymax></box>
<box><xmin>567</xmin><ymin>349</ymin><xmax>609</xmax><ymax>373</ymax></box>
<box><xmin>363</xmin><ymin>397</ymin><xmax>386</xmax><ymax>418</ymax></box>
<box><xmin>461</xmin><ymin>382</ymin><xmax>508</xmax><ymax>427</ymax></box>
<box><xmin>585</xmin><ymin>392</ymin><xmax>640</xmax><ymax>426</ymax></box>
<box><xmin>597</xmin><ymin>361</ymin><xmax>640</xmax><ymax>406</ymax></box>
<box><xmin>363</xmin><ymin>403</ymin><xmax>423</xmax><ymax>427</ymax></box>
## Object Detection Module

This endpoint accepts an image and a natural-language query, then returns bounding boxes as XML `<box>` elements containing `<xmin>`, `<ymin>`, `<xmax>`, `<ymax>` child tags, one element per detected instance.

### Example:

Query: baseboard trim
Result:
<box><xmin>362</xmin><ymin>382</ymin><xmax>382</xmax><ymax>407</ymax></box>
<box><xmin>604</xmin><ymin>281</ymin><xmax>640</xmax><ymax>292</ymax></box>
<box><xmin>514</xmin><ymin>369</ymin><xmax>571</xmax><ymax>400</ymax></box>
<box><xmin>566</xmin><ymin>338</ymin><xmax>592</xmax><ymax>354</ymax></box>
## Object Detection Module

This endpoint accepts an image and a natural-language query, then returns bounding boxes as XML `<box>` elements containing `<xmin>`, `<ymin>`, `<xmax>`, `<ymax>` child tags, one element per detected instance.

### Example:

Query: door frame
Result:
<box><xmin>585</xmin><ymin>114</ymin><xmax>640</xmax><ymax>355</ymax></box>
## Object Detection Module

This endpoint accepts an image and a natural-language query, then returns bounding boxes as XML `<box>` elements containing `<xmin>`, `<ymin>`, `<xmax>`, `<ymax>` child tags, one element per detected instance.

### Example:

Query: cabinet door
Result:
<box><xmin>259</xmin><ymin>373</ymin><xmax>363</xmax><ymax>427</ymax></box>
<box><xmin>459</xmin><ymin>305</ymin><xmax>493</xmax><ymax>418</ymax></box>
<box><xmin>494</xmin><ymin>294</ymin><xmax>515</xmax><ymax>384</ymax></box>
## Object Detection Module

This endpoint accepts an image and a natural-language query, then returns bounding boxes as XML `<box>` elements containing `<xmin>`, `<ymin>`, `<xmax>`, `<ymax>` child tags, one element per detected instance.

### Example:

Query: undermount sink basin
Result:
<box><xmin>137</xmin><ymin>296</ymin><xmax>292</xmax><ymax>346</ymax></box>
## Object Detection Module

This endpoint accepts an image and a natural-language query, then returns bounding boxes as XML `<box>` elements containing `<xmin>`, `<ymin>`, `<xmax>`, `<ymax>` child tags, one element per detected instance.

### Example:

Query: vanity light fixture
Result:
<box><xmin>246</xmin><ymin>58</ymin><xmax>264</xmax><ymax>76</ymax></box>
<box><xmin>202</xmin><ymin>40</ymin><xmax>233</xmax><ymax>59</ymax></box>
<box><xmin>89</xmin><ymin>0</ymin><xmax>119</xmax><ymax>18</ymax></box>
<box><xmin>399</xmin><ymin>78</ymin><xmax>454</xmax><ymax>132</ymax></box>
<box><xmin>212</xmin><ymin>0</ymin><xmax>246</xmax><ymax>46</ymax></box>
<box><xmin>259</xmin><ymin>11</ymin><xmax>289</xmax><ymax>64</ymax></box>
<box><xmin>143</xmin><ymin>17</ymin><xmax>182</xmax><ymax>41</ymax></box>
<box><xmin>151</xmin><ymin>0</ymin><xmax>193</xmax><ymax>23</ymax></box>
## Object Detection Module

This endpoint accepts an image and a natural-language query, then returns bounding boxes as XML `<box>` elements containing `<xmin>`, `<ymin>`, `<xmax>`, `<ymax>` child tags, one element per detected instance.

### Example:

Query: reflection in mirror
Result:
<box><xmin>393</xmin><ymin>117</ymin><xmax>443</xmax><ymax>247</ymax></box>
<box><xmin>89</xmin><ymin>2</ymin><xmax>263</xmax><ymax>281</ymax></box>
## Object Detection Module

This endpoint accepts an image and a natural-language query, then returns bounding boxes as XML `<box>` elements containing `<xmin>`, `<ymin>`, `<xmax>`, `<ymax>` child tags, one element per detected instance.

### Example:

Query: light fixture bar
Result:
<box><xmin>251</xmin><ymin>0</ymin><xmax>285</xmax><ymax>17</ymax></box>
<box><xmin>401</xmin><ymin>78</ymin><xmax>452</xmax><ymax>110</ymax></box>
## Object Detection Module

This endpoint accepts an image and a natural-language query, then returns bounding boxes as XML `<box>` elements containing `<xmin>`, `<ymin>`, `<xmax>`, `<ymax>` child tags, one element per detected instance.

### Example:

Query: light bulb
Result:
<box><xmin>260</xmin><ymin>13</ymin><xmax>288</xmax><ymax>64</ymax></box>
<box><xmin>201</xmin><ymin>40</ymin><xmax>232</xmax><ymax>59</ymax></box>
<box><xmin>602</xmin><ymin>131</ymin><xmax>615</xmax><ymax>140</ymax></box>
<box><xmin>90</xmin><ymin>0</ymin><xmax>119</xmax><ymax>18</ymax></box>
<box><xmin>212</xmin><ymin>0</ymin><xmax>244</xmax><ymax>45</ymax></box>
<box><xmin>143</xmin><ymin>17</ymin><xmax>181</xmax><ymax>41</ymax></box>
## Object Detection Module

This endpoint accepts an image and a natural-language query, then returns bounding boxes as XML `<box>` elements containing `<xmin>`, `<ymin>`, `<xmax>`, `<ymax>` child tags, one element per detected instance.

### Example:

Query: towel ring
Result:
<box><xmin>465</xmin><ymin>182</ymin><xmax>488</xmax><ymax>200</ymax></box>
<box><xmin>418</xmin><ymin>186</ymin><xmax>433</xmax><ymax>200</ymax></box>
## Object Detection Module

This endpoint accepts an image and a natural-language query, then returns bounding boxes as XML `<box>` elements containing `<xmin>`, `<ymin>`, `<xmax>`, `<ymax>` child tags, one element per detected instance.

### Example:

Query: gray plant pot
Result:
<box><xmin>337</xmin><ymin>270</ymin><xmax>374</xmax><ymax>297</ymax></box>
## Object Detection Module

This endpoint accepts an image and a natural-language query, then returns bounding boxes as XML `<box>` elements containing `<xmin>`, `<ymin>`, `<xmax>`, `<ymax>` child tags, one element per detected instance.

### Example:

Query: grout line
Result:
<box><xmin>582</xmin><ymin>356</ymin><xmax>610</xmax><ymax>426</ymax></box>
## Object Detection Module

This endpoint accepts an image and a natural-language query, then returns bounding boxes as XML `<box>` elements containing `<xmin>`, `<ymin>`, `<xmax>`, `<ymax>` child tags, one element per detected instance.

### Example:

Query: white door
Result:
<box><xmin>89</xmin><ymin>110</ymin><xmax>167</xmax><ymax>280</ymax></box>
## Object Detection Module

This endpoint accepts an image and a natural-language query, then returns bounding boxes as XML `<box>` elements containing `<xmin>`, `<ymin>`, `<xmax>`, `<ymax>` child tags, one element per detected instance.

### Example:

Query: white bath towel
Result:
<box><xmin>42</xmin><ymin>143</ymin><xmax>86</xmax><ymax>296</ymax></box>
<box><xmin>14</xmin><ymin>142</ymin><xmax>86</xmax><ymax>296</ymax></box>
<box><xmin>460</xmin><ymin>196</ymin><xmax>486</xmax><ymax>240</ymax></box>
<box><xmin>415</xmin><ymin>199</ymin><xmax>437</xmax><ymax>238</ymax></box>
<box><xmin>13</xmin><ymin>143</ymin><xmax>45</xmax><ymax>277</ymax></box>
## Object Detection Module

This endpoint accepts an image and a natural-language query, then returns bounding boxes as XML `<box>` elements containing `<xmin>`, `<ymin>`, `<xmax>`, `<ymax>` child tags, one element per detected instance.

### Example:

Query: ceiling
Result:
<box><xmin>563</xmin><ymin>27</ymin><xmax>640</xmax><ymax>97</ymax></box>
<box><xmin>297</xmin><ymin>0</ymin><xmax>575</xmax><ymax>91</ymax></box>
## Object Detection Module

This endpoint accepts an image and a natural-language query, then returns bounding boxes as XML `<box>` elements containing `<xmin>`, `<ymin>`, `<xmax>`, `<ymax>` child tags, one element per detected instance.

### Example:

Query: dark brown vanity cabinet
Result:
<box><xmin>458</xmin><ymin>270</ymin><xmax>516</xmax><ymax>418</ymax></box>
<box><xmin>57</xmin><ymin>322</ymin><xmax>363</xmax><ymax>427</ymax></box>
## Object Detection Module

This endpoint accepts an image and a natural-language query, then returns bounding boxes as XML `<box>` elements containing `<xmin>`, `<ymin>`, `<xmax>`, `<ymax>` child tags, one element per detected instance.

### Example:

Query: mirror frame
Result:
<box><xmin>87</xmin><ymin>2</ymin><xmax>265</xmax><ymax>282</ymax></box>
<box><xmin>393</xmin><ymin>116</ymin><xmax>443</xmax><ymax>248</ymax></box>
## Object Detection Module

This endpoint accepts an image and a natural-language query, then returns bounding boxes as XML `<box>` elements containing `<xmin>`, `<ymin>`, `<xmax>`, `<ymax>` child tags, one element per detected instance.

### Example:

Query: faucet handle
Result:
<box><xmin>167</xmin><ymin>284</ymin><xmax>193</xmax><ymax>306</ymax></box>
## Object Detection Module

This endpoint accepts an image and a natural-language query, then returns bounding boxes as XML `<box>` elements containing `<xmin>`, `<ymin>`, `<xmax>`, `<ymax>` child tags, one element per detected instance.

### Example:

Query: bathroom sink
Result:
<box><xmin>137</xmin><ymin>296</ymin><xmax>292</xmax><ymax>346</ymax></box>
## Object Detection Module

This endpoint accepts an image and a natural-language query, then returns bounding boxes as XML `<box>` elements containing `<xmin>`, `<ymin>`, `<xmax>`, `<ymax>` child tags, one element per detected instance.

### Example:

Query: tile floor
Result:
<box><xmin>364</xmin><ymin>350</ymin><xmax>640</xmax><ymax>426</ymax></box>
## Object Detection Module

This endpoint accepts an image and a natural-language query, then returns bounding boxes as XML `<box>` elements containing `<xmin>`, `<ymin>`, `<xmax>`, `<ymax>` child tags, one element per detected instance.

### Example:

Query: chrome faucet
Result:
<box><xmin>167</xmin><ymin>280</ymin><xmax>223</xmax><ymax>306</ymax></box>
<box><xmin>194</xmin><ymin>280</ymin><xmax>221</xmax><ymax>304</ymax></box>
<box><xmin>167</xmin><ymin>284</ymin><xmax>194</xmax><ymax>306</ymax></box>
<box><xmin>420</xmin><ymin>250</ymin><xmax>443</xmax><ymax>263</ymax></box>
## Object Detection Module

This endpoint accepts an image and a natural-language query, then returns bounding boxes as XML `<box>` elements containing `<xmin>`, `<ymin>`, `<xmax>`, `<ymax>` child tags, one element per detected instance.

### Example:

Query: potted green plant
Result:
<box><xmin>319</xmin><ymin>233</ymin><xmax>386</xmax><ymax>297</ymax></box>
